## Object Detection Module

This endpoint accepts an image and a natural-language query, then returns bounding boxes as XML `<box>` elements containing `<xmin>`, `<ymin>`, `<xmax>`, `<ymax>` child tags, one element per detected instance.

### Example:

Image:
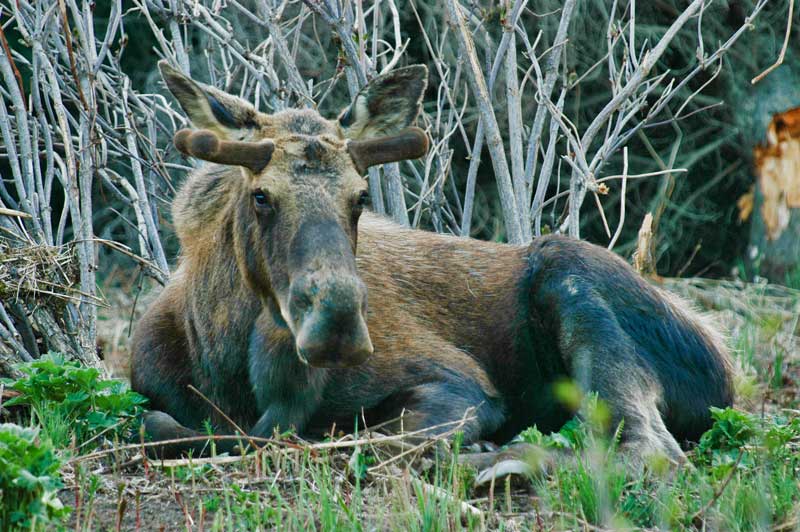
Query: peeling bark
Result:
<box><xmin>744</xmin><ymin>107</ymin><xmax>800</xmax><ymax>281</ymax></box>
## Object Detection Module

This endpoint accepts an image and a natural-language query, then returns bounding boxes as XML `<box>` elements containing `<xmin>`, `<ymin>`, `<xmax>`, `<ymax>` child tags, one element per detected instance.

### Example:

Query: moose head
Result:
<box><xmin>159</xmin><ymin>61</ymin><xmax>428</xmax><ymax>369</ymax></box>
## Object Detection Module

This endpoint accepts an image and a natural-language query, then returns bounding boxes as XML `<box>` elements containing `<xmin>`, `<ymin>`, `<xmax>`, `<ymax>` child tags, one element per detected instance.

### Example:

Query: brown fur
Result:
<box><xmin>131</xmin><ymin>63</ymin><xmax>734</xmax><ymax>462</ymax></box>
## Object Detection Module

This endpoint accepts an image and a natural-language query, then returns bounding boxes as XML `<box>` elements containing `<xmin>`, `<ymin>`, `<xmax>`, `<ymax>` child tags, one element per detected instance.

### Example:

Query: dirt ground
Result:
<box><xmin>77</xmin><ymin>277</ymin><xmax>800</xmax><ymax>531</ymax></box>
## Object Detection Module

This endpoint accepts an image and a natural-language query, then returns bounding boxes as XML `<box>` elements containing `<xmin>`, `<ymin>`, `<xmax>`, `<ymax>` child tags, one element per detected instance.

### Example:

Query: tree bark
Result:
<box><xmin>745</xmin><ymin>107</ymin><xmax>800</xmax><ymax>282</ymax></box>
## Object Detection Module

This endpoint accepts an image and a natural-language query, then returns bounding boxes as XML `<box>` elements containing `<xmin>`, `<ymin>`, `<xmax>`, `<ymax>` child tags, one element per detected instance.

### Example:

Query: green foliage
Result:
<box><xmin>785</xmin><ymin>266</ymin><xmax>800</xmax><ymax>291</ymax></box>
<box><xmin>348</xmin><ymin>446</ymin><xmax>377</xmax><ymax>481</ymax></box>
<box><xmin>205</xmin><ymin>484</ymin><xmax>283</xmax><ymax>529</ymax></box>
<box><xmin>517</xmin><ymin>393</ymin><xmax>613</xmax><ymax>452</ymax></box>
<box><xmin>197</xmin><ymin>449</ymin><xmax>369</xmax><ymax>530</ymax></box>
<box><xmin>0</xmin><ymin>424</ymin><xmax>68</xmax><ymax>530</ymax></box>
<box><xmin>3</xmin><ymin>353</ymin><xmax>147</xmax><ymax>449</ymax></box>
<box><xmin>518</xmin><ymin>419</ymin><xmax>589</xmax><ymax>451</ymax></box>
<box><xmin>527</xmin><ymin>407</ymin><xmax>800</xmax><ymax>531</ymax></box>
<box><xmin>696</xmin><ymin>407</ymin><xmax>759</xmax><ymax>459</ymax></box>
<box><xmin>695</xmin><ymin>407</ymin><xmax>800</xmax><ymax>470</ymax></box>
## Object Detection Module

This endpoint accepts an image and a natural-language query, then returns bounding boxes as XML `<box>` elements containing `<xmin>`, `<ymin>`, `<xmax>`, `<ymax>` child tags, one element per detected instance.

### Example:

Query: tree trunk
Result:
<box><xmin>744</xmin><ymin>107</ymin><xmax>800</xmax><ymax>283</ymax></box>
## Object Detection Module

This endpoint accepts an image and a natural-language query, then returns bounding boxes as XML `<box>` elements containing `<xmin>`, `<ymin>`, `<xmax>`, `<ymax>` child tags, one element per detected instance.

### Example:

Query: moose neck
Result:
<box><xmin>170</xmin><ymin>167</ymin><xmax>269</xmax><ymax>352</ymax></box>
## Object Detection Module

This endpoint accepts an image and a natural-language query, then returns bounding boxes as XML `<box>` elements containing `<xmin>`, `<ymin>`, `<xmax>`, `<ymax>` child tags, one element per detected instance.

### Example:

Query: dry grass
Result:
<box><xmin>55</xmin><ymin>277</ymin><xmax>800</xmax><ymax>531</ymax></box>
<box><xmin>0</xmin><ymin>240</ymin><xmax>82</xmax><ymax>305</ymax></box>
<box><xmin>96</xmin><ymin>271</ymin><xmax>159</xmax><ymax>381</ymax></box>
<box><xmin>663</xmin><ymin>277</ymin><xmax>800</xmax><ymax>414</ymax></box>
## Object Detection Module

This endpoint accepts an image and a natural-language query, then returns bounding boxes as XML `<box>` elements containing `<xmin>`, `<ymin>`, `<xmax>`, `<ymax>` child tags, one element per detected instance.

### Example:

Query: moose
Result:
<box><xmin>131</xmin><ymin>61</ymin><xmax>734</xmax><ymax>465</ymax></box>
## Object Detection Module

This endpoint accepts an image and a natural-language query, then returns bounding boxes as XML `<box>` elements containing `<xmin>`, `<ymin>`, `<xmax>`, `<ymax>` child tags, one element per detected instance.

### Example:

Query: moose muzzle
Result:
<box><xmin>289</xmin><ymin>272</ymin><xmax>373</xmax><ymax>368</ymax></box>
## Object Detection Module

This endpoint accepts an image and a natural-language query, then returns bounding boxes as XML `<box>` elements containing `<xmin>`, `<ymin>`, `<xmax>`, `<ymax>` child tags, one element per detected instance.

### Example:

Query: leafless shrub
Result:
<box><xmin>0</xmin><ymin>0</ymin><xmax>170</xmax><ymax>370</ymax></box>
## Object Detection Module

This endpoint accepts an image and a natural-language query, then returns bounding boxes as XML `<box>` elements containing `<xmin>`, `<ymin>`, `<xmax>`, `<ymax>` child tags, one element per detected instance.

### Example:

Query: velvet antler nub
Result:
<box><xmin>346</xmin><ymin>127</ymin><xmax>429</xmax><ymax>174</ymax></box>
<box><xmin>173</xmin><ymin>128</ymin><xmax>275</xmax><ymax>173</ymax></box>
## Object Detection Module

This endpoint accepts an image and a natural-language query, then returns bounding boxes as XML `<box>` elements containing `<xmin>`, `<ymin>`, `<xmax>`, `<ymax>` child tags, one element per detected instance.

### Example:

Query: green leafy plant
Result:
<box><xmin>517</xmin><ymin>393</ymin><xmax>611</xmax><ymax>452</ymax></box>
<box><xmin>0</xmin><ymin>423</ymin><xmax>68</xmax><ymax>530</ymax></box>
<box><xmin>695</xmin><ymin>407</ymin><xmax>759</xmax><ymax>464</ymax></box>
<box><xmin>3</xmin><ymin>353</ymin><xmax>147</xmax><ymax>449</ymax></box>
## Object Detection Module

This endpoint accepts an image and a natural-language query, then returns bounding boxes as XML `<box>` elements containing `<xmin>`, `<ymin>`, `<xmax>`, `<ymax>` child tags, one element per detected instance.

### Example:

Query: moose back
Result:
<box><xmin>131</xmin><ymin>61</ymin><xmax>734</xmax><ymax>462</ymax></box>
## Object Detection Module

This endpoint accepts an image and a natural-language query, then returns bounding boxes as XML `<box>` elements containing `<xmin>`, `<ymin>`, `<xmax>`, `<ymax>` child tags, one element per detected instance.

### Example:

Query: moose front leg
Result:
<box><xmin>247</xmin><ymin>323</ymin><xmax>330</xmax><ymax>439</ymax></box>
<box><xmin>249</xmin><ymin>399</ymin><xmax>321</xmax><ymax>439</ymax></box>
<box><xmin>388</xmin><ymin>368</ymin><xmax>506</xmax><ymax>445</ymax></box>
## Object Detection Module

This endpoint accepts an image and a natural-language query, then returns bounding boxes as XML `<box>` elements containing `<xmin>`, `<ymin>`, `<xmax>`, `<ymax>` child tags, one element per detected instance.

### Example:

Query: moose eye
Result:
<box><xmin>357</xmin><ymin>190</ymin><xmax>370</xmax><ymax>207</ymax></box>
<box><xmin>253</xmin><ymin>189</ymin><xmax>270</xmax><ymax>208</ymax></box>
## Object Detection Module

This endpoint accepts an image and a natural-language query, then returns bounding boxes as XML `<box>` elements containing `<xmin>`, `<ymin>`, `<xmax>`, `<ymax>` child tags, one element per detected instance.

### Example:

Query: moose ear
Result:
<box><xmin>339</xmin><ymin>65</ymin><xmax>428</xmax><ymax>140</ymax></box>
<box><xmin>158</xmin><ymin>60</ymin><xmax>258</xmax><ymax>137</ymax></box>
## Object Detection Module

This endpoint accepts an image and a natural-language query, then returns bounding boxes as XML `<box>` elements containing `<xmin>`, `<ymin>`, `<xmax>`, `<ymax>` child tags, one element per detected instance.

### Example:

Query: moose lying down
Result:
<box><xmin>132</xmin><ymin>61</ymin><xmax>734</xmax><ymax>464</ymax></box>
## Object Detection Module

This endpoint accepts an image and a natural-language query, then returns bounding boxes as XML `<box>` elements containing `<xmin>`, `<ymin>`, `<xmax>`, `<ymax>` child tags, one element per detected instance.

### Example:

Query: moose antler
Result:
<box><xmin>173</xmin><ymin>129</ymin><xmax>275</xmax><ymax>173</ymax></box>
<box><xmin>346</xmin><ymin>127</ymin><xmax>429</xmax><ymax>174</ymax></box>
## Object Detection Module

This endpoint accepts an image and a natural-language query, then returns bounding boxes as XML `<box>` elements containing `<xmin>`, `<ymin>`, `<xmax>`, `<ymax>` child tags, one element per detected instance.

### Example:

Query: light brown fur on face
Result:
<box><xmin>132</xmin><ymin>62</ymin><xmax>734</xmax><ymax>464</ymax></box>
<box><xmin>249</xmin><ymin>111</ymin><xmax>366</xmax><ymax>235</ymax></box>
<box><xmin>169</xmin><ymin>107</ymin><xmax>369</xmax><ymax>337</ymax></box>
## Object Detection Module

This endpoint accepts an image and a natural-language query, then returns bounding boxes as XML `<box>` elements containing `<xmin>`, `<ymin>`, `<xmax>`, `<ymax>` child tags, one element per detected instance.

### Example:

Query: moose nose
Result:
<box><xmin>296</xmin><ymin>313</ymin><xmax>373</xmax><ymax>368</ymax></box>
<box><xmin>290</xmin><ymin>274</ymin><xmax>373</xmax><ymax>368</ymax></box>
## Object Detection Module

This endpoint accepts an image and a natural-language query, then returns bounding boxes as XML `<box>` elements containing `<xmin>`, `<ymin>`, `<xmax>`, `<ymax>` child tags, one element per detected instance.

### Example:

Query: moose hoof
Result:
<box><xmin>458</xmin><ymin>442</ymin><xmax>552</xmax><ymax>487</ymax></box>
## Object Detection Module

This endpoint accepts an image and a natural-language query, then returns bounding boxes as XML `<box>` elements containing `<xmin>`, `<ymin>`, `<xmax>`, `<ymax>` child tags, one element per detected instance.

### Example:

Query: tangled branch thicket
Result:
<box><xmin>0</xmin><ymin>0</ymin><xmax>790</xmax><ymax>371</ymax></box>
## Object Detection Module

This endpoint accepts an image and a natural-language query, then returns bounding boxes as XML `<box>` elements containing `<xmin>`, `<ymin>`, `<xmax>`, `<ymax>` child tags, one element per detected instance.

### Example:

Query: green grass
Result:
<box><xmin>545</xmin><ymin>408</ymin><xmax>799</xmax><ymax>531</ymax></box>
<box><xmin>2</xmin><ymin>280</ymin><xmax>799</xmax><ymax>531</ymax></box>
<box><xmin>785</xmin><ymin>266</ymin><xmax>800</xmax><ymax>291</ymax></box>
<box><xmin>55</xmin><ymin>401</ymin><xmax>800</xmax><ymax>531</ymax></box>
